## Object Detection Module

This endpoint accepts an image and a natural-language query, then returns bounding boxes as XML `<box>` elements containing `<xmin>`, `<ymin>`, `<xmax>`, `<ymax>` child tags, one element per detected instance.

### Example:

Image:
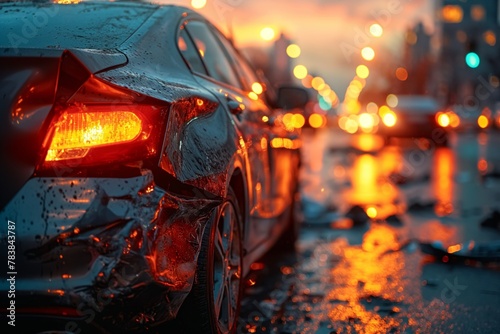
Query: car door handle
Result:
<box><xmin>227</xmin><ymin>98</ymin><xmax>245</xmax><ymax>115</ymax></box>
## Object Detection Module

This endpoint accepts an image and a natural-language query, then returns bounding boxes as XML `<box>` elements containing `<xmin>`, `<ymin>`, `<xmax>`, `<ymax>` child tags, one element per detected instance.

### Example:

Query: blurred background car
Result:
<box><xmin>376</xmin><ymin>94</ymin><xmax>447</xmax><ymax>145</ymax></box>
<box><xmin>0</xmin><ymin>1</ymin><xmax>308</xmax><ymax>333</ymax></box>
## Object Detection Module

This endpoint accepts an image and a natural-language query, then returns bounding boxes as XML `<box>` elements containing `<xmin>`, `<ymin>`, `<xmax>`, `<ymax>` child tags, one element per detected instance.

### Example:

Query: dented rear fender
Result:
<box><xmin>0</xmin><ymin>169</ymin><xmax>224</xmax><ymax>331</ymax></box>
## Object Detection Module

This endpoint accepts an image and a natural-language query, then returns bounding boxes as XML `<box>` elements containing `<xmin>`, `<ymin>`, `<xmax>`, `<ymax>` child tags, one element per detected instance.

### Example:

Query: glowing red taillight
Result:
<box><xmin>34</xmin><ymin>50</ymin><xmax>219</xmax><ymax>173</ymax></box>
<box><xmin>45</xmin><ymin>106</ymin><xmax>145</xmax><ymax>162</ymax></box>
<box><xmin>40</xmin><ymin>104</ymin><xmax>162</xmax><ymax>170</ymax></box>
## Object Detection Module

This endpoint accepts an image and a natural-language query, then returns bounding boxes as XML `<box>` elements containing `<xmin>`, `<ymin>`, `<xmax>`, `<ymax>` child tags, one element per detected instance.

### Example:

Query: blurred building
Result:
<box><xmin>402</xmin><ymin>22</ymin><xmax>433</xmax><ymax>95</ymax></box>
<box><xmin>268</xmin><ymin>32</ymin><xmax>293</xmax><ymax>87</ymax></box>
<box><xmin>434</xmin><ymin>0</ymin><xmax>500</xmax><ymax>107</ymax></box>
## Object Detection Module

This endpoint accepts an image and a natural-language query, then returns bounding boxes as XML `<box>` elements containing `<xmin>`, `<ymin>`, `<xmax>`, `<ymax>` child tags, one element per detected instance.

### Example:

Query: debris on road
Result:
<box><xmin>480</xmin><ymin>210</ymin><xmax>500</xmax><ymax>231</ymax></box>
<box><xmin>419</xmin><ymin>240</ymin><xmax>500</xmax><ymax>263</ymax></box>
<box><xmin>385</xmin><ymin>214</ymin><xmax>404</xmax><ymax>226</ymax></box>
<box><xmin>345</xmin><ymin>205</ymin><xmax>370</xmax><ymax>226</ymax></box>
<box><xmin>407</xmin><ymin>200</ymin><xmax>436</xmax><ymax>212</ymax></box>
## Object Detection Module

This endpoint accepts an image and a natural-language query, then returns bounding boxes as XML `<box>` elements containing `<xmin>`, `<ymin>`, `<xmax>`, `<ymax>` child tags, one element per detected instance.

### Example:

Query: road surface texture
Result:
<box><xmin>238</xmin><ymin>127</ymin><xmax>500</xmax><ymax>334</ymax></box>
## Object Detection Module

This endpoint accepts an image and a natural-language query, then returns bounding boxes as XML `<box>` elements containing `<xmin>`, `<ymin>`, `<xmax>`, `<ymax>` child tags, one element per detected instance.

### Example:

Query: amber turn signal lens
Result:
<box><xmin>46</xmin><ymin>110</ymin><xmax>143</xmax><ymax>161</ymax></box>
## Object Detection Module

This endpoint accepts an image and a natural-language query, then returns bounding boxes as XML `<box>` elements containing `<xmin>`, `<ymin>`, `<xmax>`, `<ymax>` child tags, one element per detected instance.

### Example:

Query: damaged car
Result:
<box><xmin>0</xmin><ymin>1</ymin><xmax>308</xmax><ymax>333</ymax></box>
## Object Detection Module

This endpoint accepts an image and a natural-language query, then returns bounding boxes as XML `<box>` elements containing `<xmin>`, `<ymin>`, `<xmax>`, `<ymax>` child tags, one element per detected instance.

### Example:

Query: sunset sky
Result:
<box><xmin>168</xmin><ymin>0</ymin><xmax>435</xmax><ymax>97</ymax></box>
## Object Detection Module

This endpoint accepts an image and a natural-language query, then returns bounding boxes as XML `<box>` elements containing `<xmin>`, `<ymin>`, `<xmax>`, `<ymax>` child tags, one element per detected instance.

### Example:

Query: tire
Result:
<box><xmin>178</xmin><ymin>186</ymin><xmax>243</xmax><ymax>334</ymax></box>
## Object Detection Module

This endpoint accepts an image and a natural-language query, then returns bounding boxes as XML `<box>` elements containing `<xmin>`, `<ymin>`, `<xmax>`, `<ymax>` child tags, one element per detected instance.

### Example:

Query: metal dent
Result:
<box><xmin>0</xmin><ymin>169</ymin><xmax>221</xmax><ymax>329</ymax></box>
<box><xmin>161</xmin><ymin>100</ymin><xmax>238</xmax><ymax>198</ymax></box>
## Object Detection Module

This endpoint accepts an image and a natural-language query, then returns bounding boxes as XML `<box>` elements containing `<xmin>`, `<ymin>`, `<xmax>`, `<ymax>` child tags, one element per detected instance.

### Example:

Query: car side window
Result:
<box><xmin>213</xmin><ymin>30</ymin><xmax>257</xmax><ymax>92</ymax></box>
<box><xmin>184</xmin><ymin>21</ymin><xmax>242</xmax><ymax>89</ymax></box>
<box><xmin>178</xmin><ymin>28</ymin><xmax>208</xmax><ymax>75</ymax></box>
<box><xmin>211</xmin><ymin>30</ymin><xmax>277</xmax><ymax>103</ymax></box>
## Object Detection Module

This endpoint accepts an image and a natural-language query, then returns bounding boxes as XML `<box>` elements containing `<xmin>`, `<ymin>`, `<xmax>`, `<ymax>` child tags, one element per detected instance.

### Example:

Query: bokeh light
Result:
<box><xmin>484</xmin><ymin>31</ymin><xmax>496</xmax><ymax>46</ymax></box>
<box><xmin>301</xmin><ymin>74</ymin><xmax>313</xmax><ymax>88</ymax></box>
<box><xmin>292</xmin><ymin>113</ymin><xmax>306</xmax><ymax>128</ymax></box>
<box><xmin>437</xmin><ymin>112</ymin><xmax>450</xmax><ymax>127</ymax></box>
<box><xmin>345</xmin><ymin>117</ymin><xmax>359</xmax><ymax>134</ymax></box>
<box><xmin>319</xmin><ymin>85</ymin><xmax>332</xmax><ymax>97</ymax></box>
<box><xmin>251</xmin><ymin>82</ymin><xmax>263</xmax><ymax>95</ymax></box>
<box><xmin>318</xmin><ymin>95</ymin><xmax>332</xmax><ymax>111</ymax></box>
<box><xmin>465</xmin><ymin>52</ymin><xmax>480</xmax><ymax>68</ymax></box>
<box><xmin>395</xmin><ymin>67</ymin><xmax>408</xmax><ymax>81</ymax></box>
<box><xmin>366</xmin><ymin>102</ymin><xmax>378</xmax><ymax>113</ymax></box>
<box><xmin>359</xmin><ymin>113</ymin><xmax>375</xmax><ymax>132</ymax></box>
<box><xmin>478</xmin><ymin>159</ymin><xmax>488</xmax><ymax>173</ymax></box>
<box><xmin>382</xmin><ymin>112</ymin><xmax>397</xmax><ymax>127</ymax></box>
<box><xmin>345</xmin><ymin>100</ymin><xmax>361</xmax><ymax>114</ymax></box>
<box><xmin>356</xmin><ymin>65</ymin><xmax>370</xmax><ymax>79</ymax></box>
<box><xmin>442</xmin><ymin>5</ymin><xmax>463</xmax><ymax>23</ymax></box>
<box><xmin>191</xmin><ymin>0</ymin><xmax>206</xmax><ymax>9</ymax></box>
<box><xmin>293</xmin><ymin>65</ymin><xmax>308</xmax><ymax>79</ymax></box>
<box><xmin>449</xmin><ymin>112</ymin><xmax>460</xmax><ymax>128</ymax></box>
<box><xmin>386</xmin><ymin>94</ymin><xmax>399</xmax><ymax>108</ymax></box>
<box><xmin>361</xmin><ymin>47</ymin><xmax>375</xmax><ymax>61</ymax></box>
<box><xmin>378</xmin><ymin>105</ymin><xmax>391</xmax><ymax>117</ymax></box>
<box><xmin>478</xmin><ymin>115</ymin><xmax>489</xmax><ymax>128</ymax></box>
<box><xmin>309</xmin><ymin>113</ymin><xmax>326</xmax><ymax>129</ymax></box>
<box><xmin>260</xmin><ymin>27</ymin><xmax>276</xmax><ymax>41</ymax></box>
<box><xmin>369</xmin><ymin>23</ymin><xmax>383</xmax><ymax>37</ymax></box>
<box><xmin>311</xmin><ymin>77</ymin><xmax>326</xmax><ymax>91</ymax></box>
<box><xmin>366</xmin><ymin>206</ymin><xmax>378</xmax><ymax>218</ymax></box>
<box><xmin>286</xmin><ymin>44</ymin><xmax>301</xmax><ymax>58</ymax></box>
<box><xmin>248</xmin><ymin>92</ymin><xmax>258</xmax><ymax>101</ymax></box>
<box><xmin>347</xmin><ymin>85</ymin><xmax>361</xmax><ymax>97</ymax></box>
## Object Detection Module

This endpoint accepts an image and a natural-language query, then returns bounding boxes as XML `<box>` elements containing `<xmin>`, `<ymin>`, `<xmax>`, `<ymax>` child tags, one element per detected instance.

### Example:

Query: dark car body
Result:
<box><xmin>0</xmin><ymin>1</ymin><xmax>303</xmax><ymax>332</ymax></box>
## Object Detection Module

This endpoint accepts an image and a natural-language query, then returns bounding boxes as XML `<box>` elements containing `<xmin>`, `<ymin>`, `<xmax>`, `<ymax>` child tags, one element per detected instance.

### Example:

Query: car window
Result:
<box><xmin>178</xmin><ymin>28</ymin><xmax>208</xmax><ymax>75</ymax></box>
<box><xmin>212</xmin><ymin>30</ymin><xmax>257</xmax><ymax>92</ymax></box>
<box><xmin>184</xmin><ymin>21</ymin><xmax>242</xmax><ymax>89</ymax></box>
<box><xmin>211</xmin><ymin>30</ymin><xmax>277</xmax><ymax>104</ymax></box>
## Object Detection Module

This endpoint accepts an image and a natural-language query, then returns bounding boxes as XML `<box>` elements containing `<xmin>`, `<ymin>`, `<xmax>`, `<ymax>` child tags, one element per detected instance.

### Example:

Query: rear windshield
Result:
<box><xmin>0</xmin><ymin>2</ymin><xmax>156</xmax><ymax>50</ymax></box>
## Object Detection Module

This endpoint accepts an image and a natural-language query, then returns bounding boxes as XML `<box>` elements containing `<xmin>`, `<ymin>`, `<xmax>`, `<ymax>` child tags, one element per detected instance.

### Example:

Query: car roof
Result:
<box><xmin>0</xmin><ymin>1</ymin><xmax>168</xmax><ymax>50</ymax></box>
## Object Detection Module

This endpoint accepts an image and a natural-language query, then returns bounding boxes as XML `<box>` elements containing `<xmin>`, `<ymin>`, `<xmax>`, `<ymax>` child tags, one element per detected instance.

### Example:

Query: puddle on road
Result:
<box><xmin>239</xmin><ymin>129</ymin><xmax>500</xmax><ymax>333</ymax></box>
<box><xmin>301</xmin><ymin>129</ymin><xmax>500</xmax><ymax>243</ymax></box>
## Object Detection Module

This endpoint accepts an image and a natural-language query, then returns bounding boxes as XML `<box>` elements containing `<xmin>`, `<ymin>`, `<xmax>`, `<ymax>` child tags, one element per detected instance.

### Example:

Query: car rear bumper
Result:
<box><xmin>0</xmin><ymin>170</ymin><xmax>221</xmax><ymax>332</ymax></box>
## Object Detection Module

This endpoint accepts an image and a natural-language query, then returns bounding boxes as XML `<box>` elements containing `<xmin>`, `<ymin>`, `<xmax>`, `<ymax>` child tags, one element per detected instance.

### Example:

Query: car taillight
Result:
<box><xmin>46</xmin><ymin>107</ymin><xmax>144</xmax><ymax>161</ymax></box>
<box><xmin>40</xmin><ymin>103</ymin><xmax>162</xmax><ymax>170</ymax></box>
<box><xmin>35</xmin><ymin>49</ymin><xmax>219</xmax><ymax>173</ymax></box>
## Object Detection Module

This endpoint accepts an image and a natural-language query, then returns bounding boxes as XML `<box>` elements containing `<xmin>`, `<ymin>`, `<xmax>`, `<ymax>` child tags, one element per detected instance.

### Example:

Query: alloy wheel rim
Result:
<box><xmin>212</xmin><ymin>202</ymin><xmax>241</xmax><ymax>333</ymax></box>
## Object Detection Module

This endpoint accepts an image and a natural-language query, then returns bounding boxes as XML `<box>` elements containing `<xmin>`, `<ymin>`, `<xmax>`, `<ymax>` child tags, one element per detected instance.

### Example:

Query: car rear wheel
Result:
<box><xmin>180</xmin><ymin>187</ymin><xmax>243</xmax><ymax>334</ymax></box>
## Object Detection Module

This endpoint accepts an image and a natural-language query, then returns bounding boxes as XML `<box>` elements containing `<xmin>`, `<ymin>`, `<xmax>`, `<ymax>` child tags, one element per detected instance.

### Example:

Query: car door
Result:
<box><xmin>178</xmin><ymin>19</ymin><xmax>277</xmax><ymax>249</ymax></box>
<box><xmin>216</xmin><ymin>35</ymin><xmax>297</xmax><ymax>236</ymax></box>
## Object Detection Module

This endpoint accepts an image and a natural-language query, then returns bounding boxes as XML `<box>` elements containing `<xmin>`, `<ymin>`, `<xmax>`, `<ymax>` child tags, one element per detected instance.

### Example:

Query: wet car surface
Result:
<box><xmin>2</xmin><ymin>1</ymin><xmax>500</xmax><ymax>333</ymax></box>
<box><xmin>0</xmin><ymin>1</ymin><xmax>306</xmax><ymax>332</ymax></box>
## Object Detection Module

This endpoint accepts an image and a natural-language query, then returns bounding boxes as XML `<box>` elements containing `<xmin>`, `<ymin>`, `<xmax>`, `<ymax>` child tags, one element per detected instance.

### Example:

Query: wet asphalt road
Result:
<box><xmin>238</xmin><ymin>127</ymin><xmax>500</xmax><ymax>334</ymax></box>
